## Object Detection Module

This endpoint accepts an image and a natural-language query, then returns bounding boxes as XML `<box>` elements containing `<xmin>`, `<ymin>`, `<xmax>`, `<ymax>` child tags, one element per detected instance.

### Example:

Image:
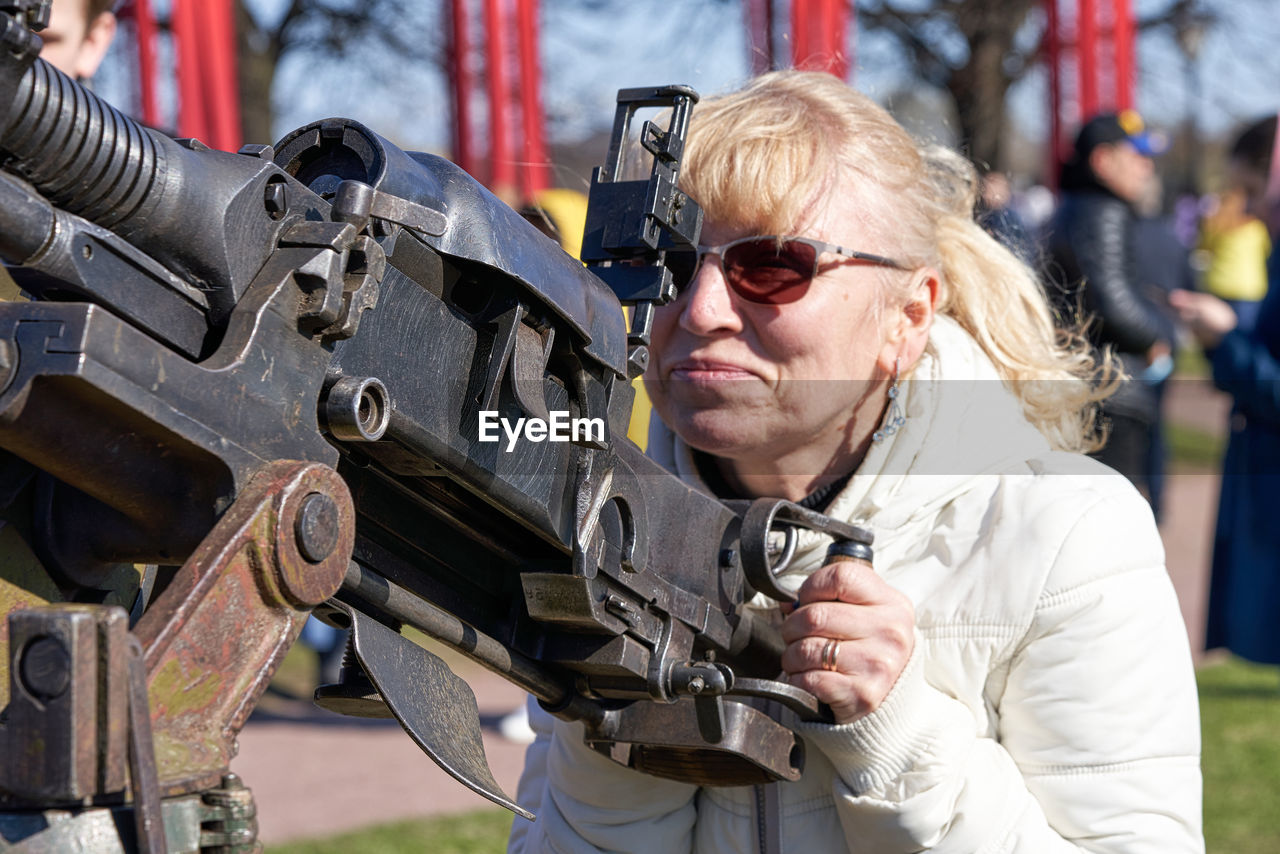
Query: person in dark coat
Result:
<box><xmin>1171</xmin><ymin>115</ymin><xmax>1280</xmax><ymax>665</ymax></box>
<box><xmin>1045</xmin><ymin>112</ymin><xmax>1174</xmax><ymax>500</ymax></box>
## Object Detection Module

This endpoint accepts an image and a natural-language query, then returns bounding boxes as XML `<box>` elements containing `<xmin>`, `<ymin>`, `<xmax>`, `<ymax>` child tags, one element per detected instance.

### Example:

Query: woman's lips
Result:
<box><xmin>667</xmin><ymin>360</ymin><xmax>758</xmax><ymax>381</ymax></box>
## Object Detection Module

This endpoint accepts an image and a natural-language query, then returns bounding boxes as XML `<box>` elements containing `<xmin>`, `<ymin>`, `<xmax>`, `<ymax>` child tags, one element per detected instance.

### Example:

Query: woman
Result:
<box><xmin>509</xmin><ymin>71</ymin><xmax>1202</xmax><ymax>853</ymax></box>
<box><xmin>1171</xmin><ymin>115</ymin><xmax>1280</xmax><ymax>667</ymax></box>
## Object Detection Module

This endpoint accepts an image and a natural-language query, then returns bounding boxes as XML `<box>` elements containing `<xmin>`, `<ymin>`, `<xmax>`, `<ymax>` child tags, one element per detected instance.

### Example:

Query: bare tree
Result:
<box><xmin>235</xmin><ymin>0</ymin><xmax>443</xmax><ymax>146</ymax></box>
<box><xmin>860</xmin><ymin>0</ymin><xmax>1041</xmax><ymax>169</ymax></box>
<box><xmin>860</xmin><ymin>0</ymin><xmax>1230</xmax><ymax>170</ymax></box>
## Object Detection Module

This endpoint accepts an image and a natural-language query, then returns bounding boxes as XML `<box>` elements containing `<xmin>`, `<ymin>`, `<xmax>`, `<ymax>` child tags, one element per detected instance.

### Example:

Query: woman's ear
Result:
<box><xmin>878</xmin><ymin>267</ymin><xmax>939</xmax><ymax>372</ymax></box>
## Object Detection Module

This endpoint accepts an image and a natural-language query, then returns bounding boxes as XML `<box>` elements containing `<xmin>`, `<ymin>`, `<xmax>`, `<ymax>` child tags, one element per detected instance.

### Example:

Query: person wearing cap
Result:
<box><xmin>1045</xmin><ymin>110</ymin><xmax>1176</xmax><ymax>502</ymax></box>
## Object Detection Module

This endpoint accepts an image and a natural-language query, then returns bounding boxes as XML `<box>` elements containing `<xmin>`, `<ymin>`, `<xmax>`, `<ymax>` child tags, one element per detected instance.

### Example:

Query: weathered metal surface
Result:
<box><xmin>586</xmin><ymin>697</ymin><xmax>806</xmax><ymax>787</ymax></box>
<box><xmin>0</xmin><ymin>776</ymin><xmax>259</xmax><ymax>853</ymax></box>
<box><xmin>1</xmin><ymin>605</ymin><xmax>128</xmax><ymax>802</ymax></box>
<box><xmin>0</xmin><ymin>795</ymin><xmax>207</xmax><ymax>853</ymax></box>
<box><xmin>132</xmin><ymin>461</ymin><xmax>352</xmax><ymax>796</ymax></box>
<box><xmin>345</xmin><ymin>604</ymin><xmax>533</xmax><ymax>821</ymax></box>
<box><xmin>126</xmin><ymin>635</ymin><xmax>167</xmax><ymax>854</ymax></box>
<box><xmin>198</xmin><ymin>774</ymin><xmax>259</xmax><ymax>853</ymax></box>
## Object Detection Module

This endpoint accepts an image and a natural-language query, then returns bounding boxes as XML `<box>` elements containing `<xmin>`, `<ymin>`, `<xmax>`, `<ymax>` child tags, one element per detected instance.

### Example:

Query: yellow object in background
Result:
<box><xmin>1199</xmin><ymin>218</ymin><xmax>1271</xmax><ymax>303</ymax></box>
<box><xmin>525</xmin><ymin>188</ymin><xmax>589</xmax><ymax>261</ymax></box>
<box><xmin>523</xmin><ymin>188</ymin><xmax>653</xmax><ymax>451</ymax></box>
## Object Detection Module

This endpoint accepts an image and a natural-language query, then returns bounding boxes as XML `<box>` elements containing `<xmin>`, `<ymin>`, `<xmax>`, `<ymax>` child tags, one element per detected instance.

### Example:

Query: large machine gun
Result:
<box><xmin>0</xmin><ymin>5</ymin><xmax>872</xmax><ymax>850</ymax></box>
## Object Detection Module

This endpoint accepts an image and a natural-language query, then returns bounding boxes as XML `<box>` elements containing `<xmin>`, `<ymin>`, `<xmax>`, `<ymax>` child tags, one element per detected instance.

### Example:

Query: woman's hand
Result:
<box><xmin>780</xmin><ymin>559</ymin><xmax>915</xmax><ymax>725</ymax></box>
<box><xmin>1168</xmin><ymin>289</ymin><xmax>1238</xmax><ymax>350</ymax></box>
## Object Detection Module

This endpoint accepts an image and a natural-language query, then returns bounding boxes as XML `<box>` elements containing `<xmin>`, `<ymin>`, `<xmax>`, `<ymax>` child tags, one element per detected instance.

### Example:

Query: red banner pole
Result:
<box><xmin>484</xmin><ymin>0</ymin><xmax>516</xmax><ymax>197</ymax></box>
<box><xmin>1077</xmin><ymin>0</ymin><xmax>1099</xmax><ymax>119</ymax></box>
<box><xmin>171</xmin><ymin>0</ymin><xmax>209</xmax><ymax>144</ymax></box>
<box><xmin>197</xmin><ymin>0</ymin><xmax>242</xmax><ymax>151</ymax></box>
<box><xmin>790</xmin><ymin>0</ymin><xmax>809</xmax><ymax>69</ymax></box>
<box><xmin>1112</xmin><ymin>0</ymin><xmax>1135</xmax><ymax>110</ymax></box>
<box><xmin>516</xmin><ymin>0</ymin><xmax>548</xmax><ymax>197</ymax></box>
<box><xmin>447</xmin><ymin>0</ymin><xmax>478</xmax><ymax>177</ymax></box>
<box><xmin>120</xmin><ymin>0</ymin><xmax>160</xmax><ymax>128</ymax></box>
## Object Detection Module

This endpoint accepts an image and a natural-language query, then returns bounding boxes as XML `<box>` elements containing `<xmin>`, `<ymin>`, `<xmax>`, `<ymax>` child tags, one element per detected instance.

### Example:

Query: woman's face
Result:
<box><xmin>645</xmin><ymin>185</ymin><xmax>925</xmax><ymax>468</ymax></box>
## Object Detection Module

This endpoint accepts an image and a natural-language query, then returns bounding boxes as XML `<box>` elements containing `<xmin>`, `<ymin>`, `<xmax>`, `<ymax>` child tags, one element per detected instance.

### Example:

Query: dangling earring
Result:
<box><xmin>872</xmin><ymin>356</ymin><xmax>906</xmax><ymax>444</ymax></box>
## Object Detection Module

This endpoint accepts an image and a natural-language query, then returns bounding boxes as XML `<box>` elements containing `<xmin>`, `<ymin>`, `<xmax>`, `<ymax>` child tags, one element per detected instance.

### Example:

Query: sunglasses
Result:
<box><xmin>667</xmin><ymin>235</ymin><xmax>909</xmax><ymax>305</ymax></box>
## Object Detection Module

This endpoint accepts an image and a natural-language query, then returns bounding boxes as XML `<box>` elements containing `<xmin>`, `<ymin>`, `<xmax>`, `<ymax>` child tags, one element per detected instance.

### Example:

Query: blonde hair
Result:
<box><xmin>679</xmin><ymin>70</ymin><xmax>1113</xmax><ymax>452</ymax></box>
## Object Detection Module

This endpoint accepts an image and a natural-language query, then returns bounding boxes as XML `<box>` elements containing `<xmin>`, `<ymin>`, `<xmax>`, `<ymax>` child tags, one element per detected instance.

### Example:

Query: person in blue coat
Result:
<box><xmin>1171</xmin><ymin>115</ymin><xmax>1280</xmax><ymax>665</ymax></box>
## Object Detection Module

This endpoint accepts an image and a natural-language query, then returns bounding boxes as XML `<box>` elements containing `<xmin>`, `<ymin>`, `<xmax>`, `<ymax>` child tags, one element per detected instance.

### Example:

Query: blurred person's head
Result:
<box><xmin>1063</xmin><ymin>111</ymin><xmax>1163</xmax><ymax>204</ymax></box>
<box><xmin>979</xmin><ymin>171</ymin><xmax>1012</xmax><ymax>212</ymax></box>
<box><xmin>1228</xmin><ymin>115</ymin><xmax>1280</xmax><ymax>234</ymax></box>
<box><xmin>39</xmin><ymin>0</ymin><xmax>116</xmax><ymax>81</ymax></box>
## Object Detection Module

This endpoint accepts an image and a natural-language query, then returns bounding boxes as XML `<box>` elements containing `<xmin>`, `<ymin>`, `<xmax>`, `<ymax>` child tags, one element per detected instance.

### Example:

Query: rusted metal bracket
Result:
<box><xmin>131</xmin><ymin>460</ymin><xmax>353</xmax><ymax>796</ymax></box>
<box><xmin>0</xmin><ymin>460</ymin><xmax>350</xmax><ymax>849</ymax></box>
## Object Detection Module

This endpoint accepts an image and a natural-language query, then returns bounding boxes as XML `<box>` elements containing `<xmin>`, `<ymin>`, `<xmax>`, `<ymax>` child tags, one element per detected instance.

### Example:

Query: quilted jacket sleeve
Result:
<box><xmin>1072</xmin><ymin>197</ymin><xmax>1170</xmax><ymax>355</ymax></box>
<box><xmin>798</xmin><ymin>488</ymin><xmax>1204</xmax><ymax>853</ymax></box>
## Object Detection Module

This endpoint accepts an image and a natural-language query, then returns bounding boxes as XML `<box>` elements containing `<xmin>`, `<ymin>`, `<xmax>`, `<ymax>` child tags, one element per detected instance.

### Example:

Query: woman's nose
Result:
<box><xmin>678</xmin><ymin>255</ymin><xmax>743</xmax><ymax>336</ymax></box>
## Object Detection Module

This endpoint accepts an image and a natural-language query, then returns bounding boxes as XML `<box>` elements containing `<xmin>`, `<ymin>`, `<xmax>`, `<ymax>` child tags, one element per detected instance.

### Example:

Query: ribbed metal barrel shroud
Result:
<box><xmin>1</xmin><ymin>55</ymin><xmax>163</xmax><ymax>232</ymax></box>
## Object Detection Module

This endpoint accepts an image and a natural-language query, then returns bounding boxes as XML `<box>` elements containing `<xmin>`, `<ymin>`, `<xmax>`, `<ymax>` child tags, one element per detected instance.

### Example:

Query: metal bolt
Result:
<box><xmin>295</xmin><ymin>492</ymin><xmax>339</xmax><ymax>563</ymax></box>
<box><xmin>264</xmin><ymin>182</ymin><xmax>287</xmax><ymax>218</ymax></box>
<box><xmin>19</xmin><ymin>635</ymin><xmax>71</xmax><ymax>701</ymax></box>
<box><xmin>627</xmin><ymin>346</ymin><xmax>649</xmax><ymax>379</ymax></box>
<box><xmin>687</xmin><ymin>677</ymin><xmax>705</xmax><ymax>695</ymax></box>
<box><xmin>719</xmin><ymin>548</ymin><xmax>738</xmax><ymax>569</ymax></box>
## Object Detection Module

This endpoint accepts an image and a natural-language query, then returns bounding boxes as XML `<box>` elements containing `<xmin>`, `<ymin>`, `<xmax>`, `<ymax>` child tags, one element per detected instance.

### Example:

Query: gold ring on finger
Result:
<box><xmin>821</xmin><ymin>638</ymin><xmax>841</xmax><ymax>672</ymax></box>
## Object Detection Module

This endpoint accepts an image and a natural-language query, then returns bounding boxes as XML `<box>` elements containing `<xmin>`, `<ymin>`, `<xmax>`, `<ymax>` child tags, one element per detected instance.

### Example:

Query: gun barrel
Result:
<box><xmin>2</xmin><ymin>55</ymin><xmax>162</xmax><ymax>230</ymax></box>
<box><xmin>2</xmin><ymin>43</ymin><xmax>287</xmax><ymax>319</ymax></box>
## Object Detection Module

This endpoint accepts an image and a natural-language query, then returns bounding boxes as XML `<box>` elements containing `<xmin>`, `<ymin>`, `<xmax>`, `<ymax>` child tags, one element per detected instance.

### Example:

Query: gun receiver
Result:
<box><xmin>0</xmin><ymin>14</ymin><xmax>872</xmax><ymax>851</ymax></box>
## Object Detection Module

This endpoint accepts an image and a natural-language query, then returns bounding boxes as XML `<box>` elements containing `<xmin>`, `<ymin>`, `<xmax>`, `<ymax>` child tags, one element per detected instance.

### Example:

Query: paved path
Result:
<box><xmin>232</xmin><ymin>667</ymin><xmax>531</xmax><ymax>845</ymax></box>
<box><xmin>1160</xmin><ymin>378</ymin><xmax>1231</xmax><ymax>656</ymax></box>
<box><xmin>234</xmin><ymin>378</ymin><xmax>1232</xmax><ymax>846</ymax></box>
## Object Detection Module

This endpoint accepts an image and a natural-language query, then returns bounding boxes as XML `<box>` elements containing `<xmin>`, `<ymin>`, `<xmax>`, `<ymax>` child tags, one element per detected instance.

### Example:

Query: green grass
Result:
<box><xmin>1198</xmin><ymin>657</ymin><xmax>1280</xmax><ymax>853</ymax></box>
<box><xmin>1167</xmin><ymin>421</ymin><xmax>1227</xmax><ymax>469</ymax></box>
<box><xmin>266</xmin><ymin>657</ymin><xmax>1279</xmax><ymax>853</ymax></box>
<box><xmin>1175</xmin><ymin>345</ymin><xmax>1212</xmax><ymax>380</ymax></box>
<box><xmin>266</xmin><ymin>810</ymin><xmax>514</xmax><ymax>854</ymax></box>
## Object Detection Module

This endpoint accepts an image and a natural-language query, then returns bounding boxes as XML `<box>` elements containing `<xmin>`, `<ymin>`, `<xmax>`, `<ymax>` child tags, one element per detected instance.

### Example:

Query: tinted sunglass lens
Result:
<box><xmin>724</xmin><ymin>239</ymin><xmax>816</xmax><ymax>304</ymax></box>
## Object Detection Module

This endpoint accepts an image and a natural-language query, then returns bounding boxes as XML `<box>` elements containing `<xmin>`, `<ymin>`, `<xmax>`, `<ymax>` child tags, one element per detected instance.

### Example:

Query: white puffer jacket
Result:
<box><xmin>508</xmin><ymin>317</ymin><xmax>1204</xmax><ymax>854</ymax></box>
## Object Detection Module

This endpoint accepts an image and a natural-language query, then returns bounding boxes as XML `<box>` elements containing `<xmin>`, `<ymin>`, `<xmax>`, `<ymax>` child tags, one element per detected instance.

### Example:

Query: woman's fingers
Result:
<box><xmin>778</xmin><ymin>561</ymin><xmax>916</xmax><ymax>724</ymax></box>
<box><xmin>794</xmin><ymin>559</ymin><xmax>881</xmax><ymax>606</ymax></box>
